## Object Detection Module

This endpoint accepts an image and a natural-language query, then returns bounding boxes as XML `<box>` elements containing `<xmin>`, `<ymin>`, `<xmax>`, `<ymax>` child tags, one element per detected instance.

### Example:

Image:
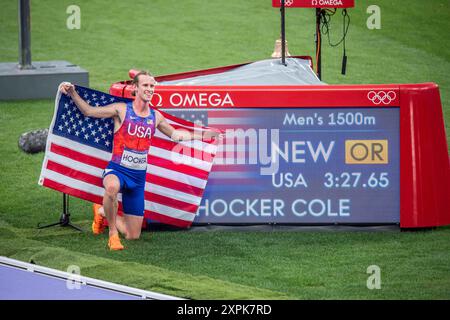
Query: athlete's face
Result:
<box><xmin>135</xmin><ymin>75</ymin><xmax>157</xmax><ymax>102</ymax></box>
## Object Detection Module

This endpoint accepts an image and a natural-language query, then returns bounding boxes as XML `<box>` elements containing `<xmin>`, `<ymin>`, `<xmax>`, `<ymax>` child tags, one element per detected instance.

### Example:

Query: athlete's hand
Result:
<box><xmin>59</xmin><ymin>82</ymin><xmax>75</xmax><ymax>96</ymax></box>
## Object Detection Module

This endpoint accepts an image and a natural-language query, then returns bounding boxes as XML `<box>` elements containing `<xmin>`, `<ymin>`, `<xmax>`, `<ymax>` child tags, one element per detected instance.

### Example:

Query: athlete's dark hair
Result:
<box><xmin>131</xmin><ymin>70</ymin><xmax>154</xmax><ymax>96</ymax></box>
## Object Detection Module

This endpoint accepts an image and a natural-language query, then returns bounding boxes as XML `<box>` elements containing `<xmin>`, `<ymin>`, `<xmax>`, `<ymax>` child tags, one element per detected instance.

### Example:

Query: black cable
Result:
<box><xmin>342</xmin><ymin>9</ymin><xmax>348</xmax><ymax>74</ymax></box>
<box><xmin>320</xmin><ymin>8</ymin><xmax>350</xmax><ymax>48</ymax></box>
<box><xmin>317</xmin><ymin>8</ymin><xmax>350</xmax><ymax>75</ymax></box>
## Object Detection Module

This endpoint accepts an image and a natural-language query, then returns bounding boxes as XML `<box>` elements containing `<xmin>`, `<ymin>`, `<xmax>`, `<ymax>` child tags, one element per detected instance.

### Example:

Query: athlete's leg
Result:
<box><xmin>94</xmin><ymin>204</ymin><xmax>127</xmax><ymax>236</ymax></box>
<box><xmin>115</xmin><ymin>213</ymin><xmax>131</xmax><ymax>238</ymax></box>
<box><xmin>102</xmin><ymin>174</ymin><xmax>122</xmax><ymax>237</ymax></box>
<box><xmin>122</xmin><ymin>214</ymin><xmax>144</xmax><ymax>240</ymax></box>
<box><xmin>120</xmin><ymin>183</ymin><xmax>145</xmax><ymax>240</ymax></box>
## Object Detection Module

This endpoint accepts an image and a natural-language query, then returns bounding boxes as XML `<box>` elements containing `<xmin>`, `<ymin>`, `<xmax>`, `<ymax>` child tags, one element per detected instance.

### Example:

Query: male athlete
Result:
<box><xmin>59</xmin><ymin>71</ymin><xmax>218</xmax><ymax>250</ymax></box>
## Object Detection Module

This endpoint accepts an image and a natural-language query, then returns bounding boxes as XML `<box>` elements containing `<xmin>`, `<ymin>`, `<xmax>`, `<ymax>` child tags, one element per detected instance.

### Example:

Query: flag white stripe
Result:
<box><xmin>146</xmin><ymin>164</ymin><xmax>207</xmax><ymax>189</ymax></box>
<box><xmin>49</xmin><ymin>134</ymin><xmax>112</xmax><ymax>161</ymax></box>
<box><xmin>146</xmin><ymin>184</ymin><xmax>201</xmax><ymax>205</ymax></box>
<box><xmin>145</xmin><ymin>201</ymin><xmax>194</xmax><ymax>222</ymax></box>
<box><xmin>149</xmin><ymin>146</ymin><xmax>212</xmax><ymax>171</ymax></box>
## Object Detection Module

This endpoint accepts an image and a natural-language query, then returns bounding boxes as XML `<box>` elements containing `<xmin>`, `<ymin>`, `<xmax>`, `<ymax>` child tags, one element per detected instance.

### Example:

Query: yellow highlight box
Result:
<box><xmin>345</xmin><ymin>140</ymin><xmax>388</xmax><ymax>164</ymax></box>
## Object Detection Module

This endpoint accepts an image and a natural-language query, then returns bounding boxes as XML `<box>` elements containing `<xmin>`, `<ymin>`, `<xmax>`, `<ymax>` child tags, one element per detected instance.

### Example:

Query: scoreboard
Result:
<box><xmin>110</xmin><ymin>79</ymin><xmax>450</xmax><ymax>229</ymax></box>
<box><xmin>167</xmin><ymin>107</ymin><xmax>400</xmax><ymax>224</ymax></box>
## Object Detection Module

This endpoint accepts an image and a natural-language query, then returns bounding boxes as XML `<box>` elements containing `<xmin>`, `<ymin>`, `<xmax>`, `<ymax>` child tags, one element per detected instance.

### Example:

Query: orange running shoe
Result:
<box><xmin>92</xmin><ymin>203</ymin><xmax>105</xmax><ymax>235</ymax></box>
<box><xmin>108</xmin><ymin>233</ymin><xmax>124</xmax><ymax>251</ymax></box>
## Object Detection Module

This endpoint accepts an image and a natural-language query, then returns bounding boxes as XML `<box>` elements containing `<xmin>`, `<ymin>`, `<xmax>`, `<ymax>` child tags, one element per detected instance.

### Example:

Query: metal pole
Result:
<box><xmin>315</xmin><ymin>8</ymin><xmax>322</xmax><ymax>79</ymax></box>
<box><xmin>281</xmin><ymin>0</ymin><xmax>286</xmax><ymax>66</ymax></box>
<box><xmin>63</xmin><ymin>193</ymin><xmax>68</xmax><ymax>216</ymax></box>
<box><xmin>18</xmin><ymin>0</ymin><xmax>33</xmax><ymax>69</ymax></box>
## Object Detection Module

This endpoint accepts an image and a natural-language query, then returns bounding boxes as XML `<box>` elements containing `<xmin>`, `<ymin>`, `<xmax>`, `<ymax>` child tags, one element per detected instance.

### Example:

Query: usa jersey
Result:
<box><xmin>110</xmin><ymin>102</ymin><xmax>156</xmax><ymax>171</ymax></box>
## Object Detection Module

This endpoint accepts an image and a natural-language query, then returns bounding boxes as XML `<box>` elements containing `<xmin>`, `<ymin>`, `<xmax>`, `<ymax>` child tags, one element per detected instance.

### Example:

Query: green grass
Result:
<box><xmin>0</xmin><ymin>0</ymin><xmax>449</xmax><ymax>299</ymax></box>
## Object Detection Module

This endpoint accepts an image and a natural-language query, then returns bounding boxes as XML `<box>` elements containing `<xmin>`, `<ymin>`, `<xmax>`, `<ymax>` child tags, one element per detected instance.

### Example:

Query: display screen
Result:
<box><xmin>165</xmin><ymin>107</ymin><xmax>400</xmax><ymax>224</ymax></box>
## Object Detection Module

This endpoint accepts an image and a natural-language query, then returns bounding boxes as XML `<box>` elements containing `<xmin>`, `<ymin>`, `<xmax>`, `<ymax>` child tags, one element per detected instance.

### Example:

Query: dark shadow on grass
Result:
<box><xmin>145</xmin><ymin>223</ymin><xmax>402</xmax><ymax>233</ymax></box>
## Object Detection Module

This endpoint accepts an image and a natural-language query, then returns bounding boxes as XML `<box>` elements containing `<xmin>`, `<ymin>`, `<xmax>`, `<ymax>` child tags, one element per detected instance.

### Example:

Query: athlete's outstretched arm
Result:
<box><xmin>59</xmin><ymin>82</ymin><xmax>124</xmax><ymax>119</ymax></box>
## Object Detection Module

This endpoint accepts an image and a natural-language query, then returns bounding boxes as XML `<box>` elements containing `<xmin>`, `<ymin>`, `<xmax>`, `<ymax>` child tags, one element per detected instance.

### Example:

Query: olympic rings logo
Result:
<box><xmin>367</xmin><ymin>91</ymin><xmax>396</xmax><ymax>105</ymax></box>
<box><xmin>281</xmin><ymin>0</ymin><xmax>294</xmax><ymax>6</ymax></box>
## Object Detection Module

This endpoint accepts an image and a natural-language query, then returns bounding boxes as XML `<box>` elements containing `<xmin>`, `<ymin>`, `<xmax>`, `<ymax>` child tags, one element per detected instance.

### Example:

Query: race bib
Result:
<box><xmin>120</xmin><ymin>149</ymin><xmax>148</xmax><ymax>170</ymax></box>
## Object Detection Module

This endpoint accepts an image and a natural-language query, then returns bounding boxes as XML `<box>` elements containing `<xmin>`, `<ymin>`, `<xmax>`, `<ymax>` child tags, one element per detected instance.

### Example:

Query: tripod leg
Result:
<box><xmin>67</xmin><ymin>223</ymin><xmax>84</xmax><ymax>232</ymax></box>
<box><xmin>37</xmin><ymin>221</ymin><xmax>64</xmax><ymax>229</ymax></box>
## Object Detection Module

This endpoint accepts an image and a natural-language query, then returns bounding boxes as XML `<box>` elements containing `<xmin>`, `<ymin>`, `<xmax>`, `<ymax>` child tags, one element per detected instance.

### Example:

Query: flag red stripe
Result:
<box><xmin>146</xmin><ymin>174</ymin><xmax>204</xmax><ymax>197</ymax></box>
<box><xmin>50</xmin><ymin>143</ymin><xmax>109</xmax><ymax>169</ymax></box>
<box><xmin>144</xmin><ymin>191</ymin><xmax>198</xmax><ymax>213</ymax></box>
<box><xmin>144</xmin><ymin>210</ymin><xmax>193</xmax><ymax>228</ymax></box>
<box><xmin>147</xmin><ymin>154</ymin><xmax>209</xmax><ymax>180</ymax></box>
<box><xmin>46</xmin><ymin>160</ymin><xmax>103</xmax><ymax>187</ymax></box>
<box><xmin>151</xmin><ymin>136</ymin><xmax>214</xmax><ymax>162</ymax></box>
<box><xmin>43</xmin><ymin>179</ymin><xmax>103</xmax><ymax>204</ymax></box>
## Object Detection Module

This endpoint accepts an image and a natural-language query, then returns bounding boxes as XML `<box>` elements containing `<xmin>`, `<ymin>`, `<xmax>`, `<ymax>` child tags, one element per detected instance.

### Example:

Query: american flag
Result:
<box><xmin>38</xmin><ymin>85</ymin><xmax>220</xmax><ymax>228</ymax></box>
